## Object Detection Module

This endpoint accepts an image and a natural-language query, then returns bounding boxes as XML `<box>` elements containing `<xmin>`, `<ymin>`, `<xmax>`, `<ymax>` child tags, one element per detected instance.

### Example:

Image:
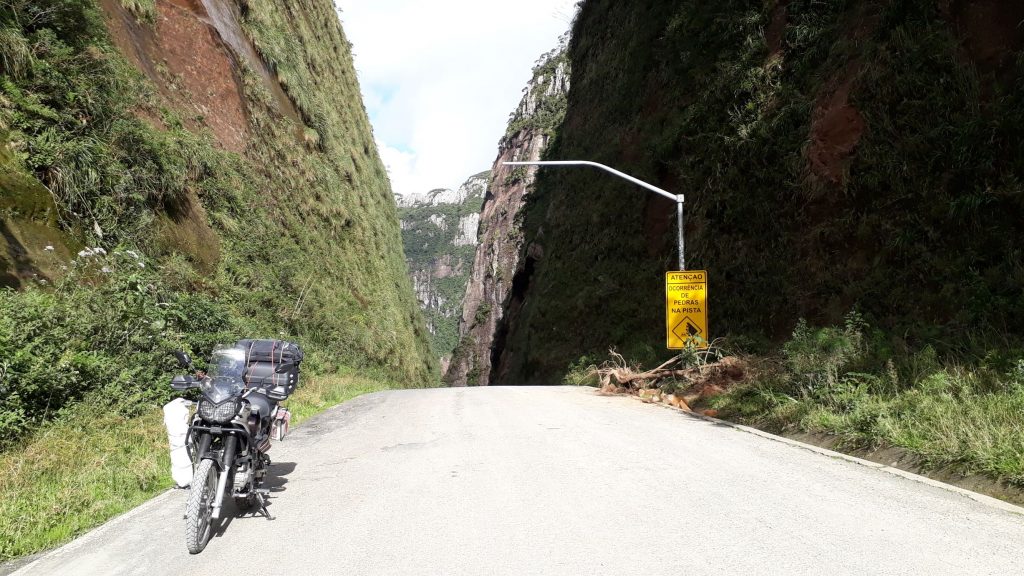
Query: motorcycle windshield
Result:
<box><xmin>201</xmin><ymin>346</ymin><xmax>247</xmax><ymax>403</ymax></box>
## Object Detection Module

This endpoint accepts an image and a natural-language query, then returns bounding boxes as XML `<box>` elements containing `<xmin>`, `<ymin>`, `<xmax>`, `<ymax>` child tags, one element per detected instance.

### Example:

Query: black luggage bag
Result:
<box><xmin>237</xmin><ymin>339</ymin><xmax>303</xmax><ymax>400</ymax></box>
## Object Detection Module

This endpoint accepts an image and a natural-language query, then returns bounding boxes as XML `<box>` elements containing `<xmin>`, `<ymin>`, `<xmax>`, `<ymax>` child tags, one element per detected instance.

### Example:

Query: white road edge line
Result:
<box><xmin>9</xmin><ymin>489</ymin><xmax>179</xmax><ymax>575</ymax></box>
<box><xmin>618</xmin><ymin>390</ymin><xmax>1024</xmax><ymax>517</ymax></box>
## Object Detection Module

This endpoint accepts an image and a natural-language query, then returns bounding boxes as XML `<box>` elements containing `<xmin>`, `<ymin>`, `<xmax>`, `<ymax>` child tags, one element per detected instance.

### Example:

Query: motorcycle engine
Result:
<box><xmin>233</xmin><ymin>464</ymin><xmax>252</xmax><ymax>492</ymax></box>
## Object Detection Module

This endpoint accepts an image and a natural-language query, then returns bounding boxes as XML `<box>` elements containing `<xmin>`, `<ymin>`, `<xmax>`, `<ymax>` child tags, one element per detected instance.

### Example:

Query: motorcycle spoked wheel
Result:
<box><xmin>185</xmin><ymin>459</ymin><xmax>218</xmax><ymax>554</ymax></box>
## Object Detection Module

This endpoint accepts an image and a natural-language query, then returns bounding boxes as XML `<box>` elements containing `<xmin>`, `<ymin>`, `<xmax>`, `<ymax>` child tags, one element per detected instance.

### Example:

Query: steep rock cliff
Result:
<box><xmin>0</xmin><ymin>0</ymin><xmax>435</xmax><ymax>436</ymax></box>
<box><xmin>495</xmin><ymin>0</ymin><xmax>1024</xmax><ymax>385</ymax></box>
<box><xmin>446</xmin><ymin>41</ymin><xmax>569</xmax><ymax>386</ymax></box>
<box><xmin>398</xmin><ymin>172</ymin><xmax>487</xmax><ymax>368</ymax></box>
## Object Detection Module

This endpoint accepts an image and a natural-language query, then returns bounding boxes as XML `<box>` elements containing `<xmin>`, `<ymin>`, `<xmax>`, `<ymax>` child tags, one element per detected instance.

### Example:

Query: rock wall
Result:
<box><xmin>492</xmin><ymin>0</ymin><xmax>1024</xmax><ymax>385</ymax></box>
<box><xmin>445</xmin><ymin>40</ymin><xmax>570</xmax><ymax>386</ymax></box>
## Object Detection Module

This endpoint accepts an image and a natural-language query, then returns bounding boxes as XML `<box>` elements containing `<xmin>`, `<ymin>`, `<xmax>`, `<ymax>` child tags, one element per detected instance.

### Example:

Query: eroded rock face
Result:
<box><xmin>445</xmin><ymin>39</ymin><xmax>570</xmax><ymax>387</ymax></box>
<box><xmin>99</xmin><ymin>0</ymin><xmax>254</xmax><ymax>153</ymax></box>
<box><xmin>398</xmin><ymin>172</ymin><xmax>489</xmax><ymax>367</ymax></box>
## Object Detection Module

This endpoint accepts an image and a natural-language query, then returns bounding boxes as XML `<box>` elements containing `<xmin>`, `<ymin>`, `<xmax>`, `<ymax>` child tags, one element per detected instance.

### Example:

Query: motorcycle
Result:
<box><xmin>170</xmin><ymin>340</ymin><xmax>302</xmax><ymax>554</ymax></box>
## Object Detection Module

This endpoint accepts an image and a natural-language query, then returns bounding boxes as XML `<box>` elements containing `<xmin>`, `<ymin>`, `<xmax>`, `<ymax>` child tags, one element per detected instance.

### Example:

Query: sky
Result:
<box><xmin>335</xmin><ymin>1</ymin><xmax>576</xmax><ymax>198</ymax></box>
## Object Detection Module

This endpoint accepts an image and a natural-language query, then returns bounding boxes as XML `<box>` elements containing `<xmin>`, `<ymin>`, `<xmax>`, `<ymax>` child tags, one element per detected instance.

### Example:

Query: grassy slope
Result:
<box><xmin>0</xmin><ymin>0</ymin><xmax>435</xmax><ymax>559</ymax></box>
<box><xmin>229</xmin><ymin>0</ymin><xmax>438</xmax><ymax>381</ymax></box>
<box><xmin>500</xmin><ymin>0</ymin><xmax>1024</xmax><ymax>383</ymax></box>
<box><xmin>0</xmin><ymin>0</ymin><xmax>435</xmax><ymax>442</ymax></box>
<box><xmin>706</xmin><ymin>314</ymin><xmax>1024</xmax><ymax>485</ymax></box>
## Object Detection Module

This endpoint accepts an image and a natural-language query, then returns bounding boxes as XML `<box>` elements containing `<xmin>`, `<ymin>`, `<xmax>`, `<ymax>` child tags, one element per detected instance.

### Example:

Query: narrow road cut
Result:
<box><xmin>14</xmin><ymin>387</ymin><xmax>1024</xmax><ymax>575</ymax></box>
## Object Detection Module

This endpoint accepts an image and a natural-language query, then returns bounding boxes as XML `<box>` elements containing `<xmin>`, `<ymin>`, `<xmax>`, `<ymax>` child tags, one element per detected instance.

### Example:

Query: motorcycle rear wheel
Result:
<box><xmin>185</xmin><ymin>459</ymin><xmax>218</xmax><ymax>554</ymax></box>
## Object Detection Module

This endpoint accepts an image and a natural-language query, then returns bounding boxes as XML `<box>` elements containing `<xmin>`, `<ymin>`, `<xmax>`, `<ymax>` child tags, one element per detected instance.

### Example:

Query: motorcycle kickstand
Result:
<box><xmin>255</xmin><ymin>488</ymin><xmax>274</xmax><ymax>520</ymax></box>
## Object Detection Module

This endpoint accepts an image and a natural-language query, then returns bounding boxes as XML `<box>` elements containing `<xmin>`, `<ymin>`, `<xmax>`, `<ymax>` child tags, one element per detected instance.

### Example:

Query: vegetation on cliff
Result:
<box><xmin>500</xmin><ymin>0</ymin><xmax>1024</xmax><ymax>382</ymax></box>
<box><xmin>0</xmin><ymin>0</ymin><xmax>434</xmax><ymax>443</ymax></box>
<box><xmin>0</xmin><ymin>0</ymin><xmax>432</xmax><ymax>557</ymax></box>
<box><xmin>504</xmin><ymin>41</ymin><xmax>570</xmax><ymax>140</ymax></box>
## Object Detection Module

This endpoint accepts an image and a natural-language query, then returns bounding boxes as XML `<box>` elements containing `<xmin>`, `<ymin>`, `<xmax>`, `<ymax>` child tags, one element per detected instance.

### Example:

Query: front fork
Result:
<box><xmin>211</xmin><ymin>435</ymin><xmax>237</xmax><ymax>520</ymax></box>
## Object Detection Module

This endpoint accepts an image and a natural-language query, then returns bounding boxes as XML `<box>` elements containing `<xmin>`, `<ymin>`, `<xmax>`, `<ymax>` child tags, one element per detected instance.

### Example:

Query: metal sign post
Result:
<box><xmin>676</xmin><ymin>195</ymin><xmax>684</xmax><ymax>271</ymax></box>
<box><xmin>503</xmin><ymin>160</ymin><xmax>685</xmax><ymax>270</ymax></box>
<box><xmin>502</xmin><ymin>160</ymin><xmax>703</xmax><ymax>349</ymax></box>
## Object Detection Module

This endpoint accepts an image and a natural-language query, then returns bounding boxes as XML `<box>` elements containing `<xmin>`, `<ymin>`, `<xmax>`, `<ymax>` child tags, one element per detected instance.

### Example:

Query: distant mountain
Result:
<box><xmin>397</xmin><ymin>172</ymin><xmax>489</xmax><ymax>370</ymax></box>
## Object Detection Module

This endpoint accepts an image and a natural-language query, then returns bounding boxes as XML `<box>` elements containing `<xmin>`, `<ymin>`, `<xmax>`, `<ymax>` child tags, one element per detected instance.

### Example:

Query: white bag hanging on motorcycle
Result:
<box><xmin>163</xmin><ymin>398</ymin><xmax>193</xmax><ymax>487</ymax></box>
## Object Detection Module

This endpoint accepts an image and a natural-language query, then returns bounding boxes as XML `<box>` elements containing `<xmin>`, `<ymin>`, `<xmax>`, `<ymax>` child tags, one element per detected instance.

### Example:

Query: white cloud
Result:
<box><xmin>377</xmin><ymin>142</ymin><xmax>416</xmax><ymax>200</ymax></box>
<box><xmin>336</xmin><ymin>0</ymin><xmax>575</xmax><ymax>197</ymax></box>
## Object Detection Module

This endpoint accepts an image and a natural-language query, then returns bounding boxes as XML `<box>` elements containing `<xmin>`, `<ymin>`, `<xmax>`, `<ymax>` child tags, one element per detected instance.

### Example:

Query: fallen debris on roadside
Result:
<box><xmin>592</xmin><ymin>350</ymin><xmax>750</xmax><ymax>416</ymax></box>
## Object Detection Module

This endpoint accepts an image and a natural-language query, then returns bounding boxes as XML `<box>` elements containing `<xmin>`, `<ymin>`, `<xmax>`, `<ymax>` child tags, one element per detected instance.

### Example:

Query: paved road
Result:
<box><xmin>13</xmin><ymin>387</ymin><xmax>1024</xmax><ymax>575</ymax></box>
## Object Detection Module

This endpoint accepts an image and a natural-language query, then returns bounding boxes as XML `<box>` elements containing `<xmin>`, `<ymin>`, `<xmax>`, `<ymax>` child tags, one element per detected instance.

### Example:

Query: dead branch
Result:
<box><xmin>592</xmin><ymin>350</ymin><xmax>698</xmax><ymax>389</ymax></box>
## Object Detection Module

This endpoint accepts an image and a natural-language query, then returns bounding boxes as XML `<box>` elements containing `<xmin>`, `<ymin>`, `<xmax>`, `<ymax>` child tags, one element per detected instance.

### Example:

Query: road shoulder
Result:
<box><xmin>617</xmin><ymin>388</ymin><xmax>1024</xmax><ymax>516</ymax></box>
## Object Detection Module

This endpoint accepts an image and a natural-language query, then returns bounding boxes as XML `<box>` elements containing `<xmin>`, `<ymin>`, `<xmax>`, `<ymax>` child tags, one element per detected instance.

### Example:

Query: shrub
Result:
<box><xmin>119</xmin><ymin>0</ymin><xmax>156</xmax><ymax>24</ymax></box>
<box><xmin>0</xmin><ymin>27</ymin><xmax>32</xmax><ymax>79</ymax></box>
<box><xmin>563</xmin><ymin>354</ymin><xmax>600</xmax><ymax>386</ymax></box>
<box><xmin>0</xmin><ymin>249</ymin><xmax>240</xmax><ymax>447</ymax></box>
<box><xmin>783</xmin><ymin>312</ymin><xmax>866</xmax><ymax>396</ymax></box>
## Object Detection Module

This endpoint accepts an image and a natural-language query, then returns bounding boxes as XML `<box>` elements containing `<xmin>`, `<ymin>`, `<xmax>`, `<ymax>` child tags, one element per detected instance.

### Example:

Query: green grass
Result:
<box><xmin>0</xmin><ymin>401</ymin><xmax>170</xmax><ymax>561</ymax></box>
<box><xmin>0</xmin><ymin>372</ymin><xmax>398</xmax><ymax>561</ymax></box>
<box><xmin>712</xmin><ymin>367</ymin><xmax>1024</xmax><ymax>484</ymax></box>
<box><xmin>119</xmin><ymin>0</ymin><xmax>156</xmax><ymax>23</ymax></box>
<box><xmin>285</xmin><ymin>369</ymin><xmax>394</xmax><ymax>425</ymax></box>
<box><xmin>706</xmin><ymin>316</ymin><xmax>1024</xmax><ymax>485</ymax></box>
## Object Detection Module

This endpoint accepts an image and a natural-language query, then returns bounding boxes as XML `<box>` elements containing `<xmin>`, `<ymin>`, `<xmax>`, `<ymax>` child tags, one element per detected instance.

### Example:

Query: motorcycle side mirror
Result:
<box><xmin>275</xmin><ymin>362</ymin><xmax>297</xmax><ymax>373</ymax></box>
<box><xmin>173</xmin><ymin>351</ymin><xmax>193</xmax><ymax>369</ymax></box>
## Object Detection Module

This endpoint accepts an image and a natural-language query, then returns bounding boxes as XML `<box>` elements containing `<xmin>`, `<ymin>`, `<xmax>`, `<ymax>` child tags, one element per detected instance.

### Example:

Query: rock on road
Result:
<box><xmin>13</xmin><ymin>387</ymin><xmax>1024</xmax><ymax>575</ymax></box>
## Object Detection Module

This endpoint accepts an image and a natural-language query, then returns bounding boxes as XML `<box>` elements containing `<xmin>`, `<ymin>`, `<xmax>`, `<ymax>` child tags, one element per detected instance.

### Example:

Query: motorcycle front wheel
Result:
<box><xmin>185</xmin><ymin>458</ymin><xmax>218</xmax><ymax>554</ymax></box>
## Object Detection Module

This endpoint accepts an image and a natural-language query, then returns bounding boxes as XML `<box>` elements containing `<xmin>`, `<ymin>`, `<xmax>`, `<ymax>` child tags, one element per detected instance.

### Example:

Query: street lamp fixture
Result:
<box><xmin>502</xmin><ymin>160</ymin><xmax>686</xmax><ymax>271</ymax></box>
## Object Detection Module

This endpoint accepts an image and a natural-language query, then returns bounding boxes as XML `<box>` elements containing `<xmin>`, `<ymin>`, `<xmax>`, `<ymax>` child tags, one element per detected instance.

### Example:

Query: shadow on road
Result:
<box><xmin>209</xmin><ymin>461</ymin><xmax>298</xmax><ymax>538</ymax></box>
<box><xmin>266</xmin><ymin>461</ymin><xmax>297</xmax><ymax>492</ymax></box>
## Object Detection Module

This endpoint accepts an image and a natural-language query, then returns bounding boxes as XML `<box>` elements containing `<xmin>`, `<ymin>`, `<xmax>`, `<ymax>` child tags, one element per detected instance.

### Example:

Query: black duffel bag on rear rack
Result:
<box><xmin>237</xmin><ymin>339</ymin><xmax>304</xmax><ymax>400</ymax></box>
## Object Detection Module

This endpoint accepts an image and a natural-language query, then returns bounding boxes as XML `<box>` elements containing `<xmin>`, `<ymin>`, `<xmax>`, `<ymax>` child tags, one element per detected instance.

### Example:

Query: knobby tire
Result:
<box><xmin>185</xmin><ymin>459</ymin><xmax>218</xmax><ymax>554</ymax></box>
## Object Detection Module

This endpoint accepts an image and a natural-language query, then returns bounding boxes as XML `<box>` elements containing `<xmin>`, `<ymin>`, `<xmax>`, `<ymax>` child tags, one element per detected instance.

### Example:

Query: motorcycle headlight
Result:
<box><xmin>198</xmin><ymin>399</ymin><xmax>240</xmax><ymax>423</ymax></box>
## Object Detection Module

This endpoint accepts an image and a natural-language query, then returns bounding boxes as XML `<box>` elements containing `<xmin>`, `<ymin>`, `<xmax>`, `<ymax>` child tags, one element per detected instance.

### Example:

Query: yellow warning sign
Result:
<box><xmin>666</xmin><ymin>270</ymin><xmax>708</xmax><ymax>350</ymax></box>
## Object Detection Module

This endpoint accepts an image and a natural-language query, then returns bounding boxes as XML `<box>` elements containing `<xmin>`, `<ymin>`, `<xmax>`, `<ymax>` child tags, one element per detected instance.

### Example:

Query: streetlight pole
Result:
<box><xmin>503</xmin><ymin>160</ymin><xmax>686</xmax><ymax>270</ymax></box>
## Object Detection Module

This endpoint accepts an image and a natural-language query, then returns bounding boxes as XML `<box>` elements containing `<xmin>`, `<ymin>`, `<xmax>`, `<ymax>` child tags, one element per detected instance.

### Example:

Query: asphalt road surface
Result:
<box><xmin>13</xmin><ymin>386</ymin><xmax>1024</xmax><ymax>575</ymax></box>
